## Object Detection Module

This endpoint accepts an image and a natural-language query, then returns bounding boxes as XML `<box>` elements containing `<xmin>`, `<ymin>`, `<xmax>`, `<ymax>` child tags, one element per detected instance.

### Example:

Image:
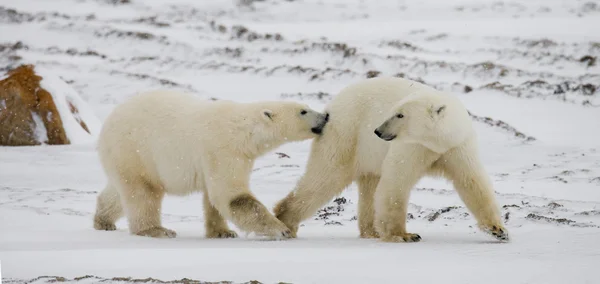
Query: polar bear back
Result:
<box><xmin>98</xmin><ymin>91</ymin><xmax>222</xmax><ymax>194</ymax></box>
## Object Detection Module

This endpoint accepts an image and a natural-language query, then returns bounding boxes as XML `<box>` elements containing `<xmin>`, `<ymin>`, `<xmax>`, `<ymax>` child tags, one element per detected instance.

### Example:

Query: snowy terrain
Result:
<box><xmin>1</xmin><ymin>0</ymin><xmax>599</xmax><ymax>283</ymax></box>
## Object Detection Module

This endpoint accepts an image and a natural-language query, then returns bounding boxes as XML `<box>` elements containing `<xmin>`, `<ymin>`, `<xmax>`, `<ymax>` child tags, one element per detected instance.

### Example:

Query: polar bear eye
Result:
<box><xmin>300</xmin><ymin>110</ymin><xmax>307</xmax><ymax>115</ymax></box>
<box><xmin>396</xmin><ymin>113</ymin><xmax>404</xmax><ymax>118</ymax></box>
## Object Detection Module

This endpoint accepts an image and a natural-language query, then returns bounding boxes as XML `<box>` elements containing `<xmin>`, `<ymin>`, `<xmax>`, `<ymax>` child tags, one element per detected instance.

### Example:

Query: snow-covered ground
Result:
<box><xmin>1</xmin><ymin>0</ymin><xmax>599</xmax><ymax>283</ymax></box>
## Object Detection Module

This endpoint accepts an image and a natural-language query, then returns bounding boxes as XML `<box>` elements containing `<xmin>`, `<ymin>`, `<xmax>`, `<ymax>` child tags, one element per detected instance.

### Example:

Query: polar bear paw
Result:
<box><xmin>381</xmin><ymin>233</ymin><xmax>422</xmax><ymax>243</ymax></box>
<box><xmin>264</xmin><ymin>226</ymin><xmax>293</xmax><ymax>240</ymax></box>
<box><xmin>480</xmin><ymin>224</ymin><xmax>509</xmax><ymax>242</ymax></box>
<box><xmin>207</xmin><ymin>229</ymin><xmax>238</xmax><ymax>239</ymax></box>
<box><xmin>255</xmin><ymin>223</ymin><xmax>293</xmax><ymax>240</ymax></box>
<box><xmin>94</xmin><ymin>218</ymin><xmax>117</xmax><ymax>231</ymax></box>
<box><xmin>136</xmin><ymin>227</ymin><xmax>177</xmax><ymax>239</ymax></box>
<box><xmin>359</xmin><ymin>226</ymin><xmax>380</xmax><ymax>239</ymax></box>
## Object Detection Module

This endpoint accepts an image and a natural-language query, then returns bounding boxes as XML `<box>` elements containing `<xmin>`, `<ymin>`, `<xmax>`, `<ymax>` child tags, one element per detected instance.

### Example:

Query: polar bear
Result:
<box><xmin>274</xmin><ymin>77</ymin><xmax>508</xmax><ymax>242</ymax></box>
<box><xmin>93</xmin><ymin>90</ymin><xmax>329</xmax><ymax>239</ymax></box>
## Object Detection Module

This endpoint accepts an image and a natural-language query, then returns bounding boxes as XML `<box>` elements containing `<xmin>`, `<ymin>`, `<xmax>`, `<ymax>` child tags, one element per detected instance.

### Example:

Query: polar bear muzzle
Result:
<box><xmin>374</xmin><ymin>120</ymin><xmax>397</xmax><ymax>141</ymax></box>
<box><xmin>310</xmin><ymin>112</ymin><xmax>329</xmax><ymax>134</ymax></box>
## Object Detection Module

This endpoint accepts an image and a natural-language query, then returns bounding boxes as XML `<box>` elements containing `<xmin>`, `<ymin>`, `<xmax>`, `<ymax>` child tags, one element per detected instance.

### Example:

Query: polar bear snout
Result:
<box><xmin>311</xmin><ymin>112</ymin><xmax>329</xmax><ymax>134</ymax></box>
<box><xmin>374</xmin><ymin>122</ymin><xmax>397</xmax><ymax>141</ymax></box>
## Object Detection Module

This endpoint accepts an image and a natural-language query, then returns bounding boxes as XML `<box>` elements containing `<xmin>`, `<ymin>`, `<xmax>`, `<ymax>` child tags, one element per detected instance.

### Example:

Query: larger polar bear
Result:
<box><xmin>274</xmin><ymin>77</ymin><xmax>509</xmax><ymax>242</ymax></box>
<box><xmin>93</xmin><ymin>90</ymin><xmax>329</xmax><ymax>239</ymax></box>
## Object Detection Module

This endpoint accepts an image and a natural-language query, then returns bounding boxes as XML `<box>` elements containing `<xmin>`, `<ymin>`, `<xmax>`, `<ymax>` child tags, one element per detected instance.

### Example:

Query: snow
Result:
<box><xmin>0</xmin><ymin>0</ymin><xmax>599</xmax><ymax>283</ymax></box>
<box><xmin>35</xmin><ymin>66</ymin><xmax>102</xmax><ymax>144</ymax></box>
<box><xmin>29</xmin><ymin>112</ymin><xmax>48</xmax><ymax>144</ymax></box>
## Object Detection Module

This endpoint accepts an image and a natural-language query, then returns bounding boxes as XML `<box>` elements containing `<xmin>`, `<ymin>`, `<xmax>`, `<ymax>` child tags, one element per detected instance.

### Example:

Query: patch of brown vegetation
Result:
<box><xmin>426</xmin><ymin>206</ymin><xmax>460</xmax><ymax>222</ymax></box>
<box><xmin>94</xmin><ymin>28</ymin><xmax>167</xmax><ymax>42</ymax></box>
<box><xmin>68</xmin><ymin>101</ymin><xmax>90</xmax><ymax>134</ymax></box>
<box><xmin>280</xmin><ymin>91</ymin><xmax>331</xmax><ymax>102</ymax></box>
<box><xmin>0</xmin><ymin>65</ymin><xmax>69</xmax><ymax>146</ymax></box>
<box><xmin>6</xmin><ymin>275</ymin><xmax>273</xmax><ymax>284</ymax></box>
<box><xmin>525</xmin><ymin>213</ymin><xmax>598</xmax><ymax>228</ymax></box>
<box><xmin>579</xmin><ymin>55</ymin><xmax>596</xmax><ymax>67</ymax></box>
<box><xmin>468</xmin><ymin>111</ymin><xmax>536</xmax><ymax>142</ymax></box>
<box><xmin>0</xmin><ymin>7</ymin><xmax>35</xmax><ymax>23</ymax></box>
<box><xmin>481</xmin><ymin>80</ymin><xmax>598</xmax><ymax>105</ymax></box>
<box><xmin>208</xmin><ymin>22</ymin><xmax>283</xmax><ymax>42</ymax></box>
<box><xmin>365</xmin><ymin>70</ymin><xmax>381</xmax><ymax>78</ymax></box>
<box><xmin>383</xmin><ymin>40</ymin><xmax>421</xmax><ymax>51</ymax></box>
<box><xmin>133</xmin><ymin>16</ymin><xmax>170</xmax><ymax>27</ymax></box>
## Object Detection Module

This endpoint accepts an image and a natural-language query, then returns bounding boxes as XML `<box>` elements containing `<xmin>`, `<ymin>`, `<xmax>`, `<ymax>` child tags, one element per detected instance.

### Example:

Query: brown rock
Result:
<box><xmin>0</xmin><ymin>64</ymin><xmax>70</xmax><ymax>146</ymax></box>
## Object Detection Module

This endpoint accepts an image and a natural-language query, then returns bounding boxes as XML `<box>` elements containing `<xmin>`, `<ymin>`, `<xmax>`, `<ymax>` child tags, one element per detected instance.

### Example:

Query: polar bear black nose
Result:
<box><xmin>374</xmin><ymin>129</ymin><xmax>382</xmax><ymax>137</ymax></box>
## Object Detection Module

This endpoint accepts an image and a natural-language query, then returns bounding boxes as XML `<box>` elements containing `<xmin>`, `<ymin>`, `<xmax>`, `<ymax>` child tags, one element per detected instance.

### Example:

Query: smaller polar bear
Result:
<box><xmin>93</xmin><ymin>90</ymin><xmax>329</xmax><ymax>239</ymax></box>
<box><xmin>274</xmin><ymin>77</ymin><xmax>508</xmax><ymax>242</ymax></box>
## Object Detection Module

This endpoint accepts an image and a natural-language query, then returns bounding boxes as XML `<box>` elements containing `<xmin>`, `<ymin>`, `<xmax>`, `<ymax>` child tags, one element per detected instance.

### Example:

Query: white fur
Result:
<box><xmin>93</xmin><ymin>90</ymin><xmax>328</xmax><ymax>239</ymax></box>
<box><xmin>274</xmin><ymin>77</ymin><xmax>508</xmax><ymax>242</ymax></box>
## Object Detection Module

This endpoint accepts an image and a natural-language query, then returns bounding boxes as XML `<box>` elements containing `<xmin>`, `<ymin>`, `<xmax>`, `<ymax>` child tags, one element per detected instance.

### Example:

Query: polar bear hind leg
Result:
<box><xmin>117</xmin><ymin>177</ymin><xmax>176</xmax><ymax>238</ymax></box>
<box><xmin>93</xmin><ymin>182</ymin><xmax>123</xmax><ymax>231</ymax></box>
<box><xmin>203</xmin><ymin>190</ymin><xmax>238</xmax><ymax>238</ymax></box>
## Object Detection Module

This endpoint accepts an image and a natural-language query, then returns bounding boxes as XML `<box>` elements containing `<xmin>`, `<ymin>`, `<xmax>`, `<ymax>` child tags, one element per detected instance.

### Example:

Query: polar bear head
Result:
<box><xmin>373</xmin><ymin>91</ymin><xmax>473</xmax><ymax>153</ymax></box>
<box><xmin>258</xmin><ymin>101</ymin><xmax>329</xmax><ymax>142</ymax></box>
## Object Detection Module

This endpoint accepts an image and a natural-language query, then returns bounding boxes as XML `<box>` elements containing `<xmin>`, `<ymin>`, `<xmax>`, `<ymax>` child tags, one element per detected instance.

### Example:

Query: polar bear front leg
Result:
<box><xmin>437</xmin><ymin>138</ymin><xmax>509</xmax><ymax>242</ymax></box>
<box><xmin>357</xmin><ymin>174</ymin><xmax>380</xmax><ymax>238</ymax></box>
<box><xmin>203</xmin><ymin>190</ymin><xmax>238</xmax><ymax>239</ymax></box>
<box><xmin>274</xmin><ymin>134</ymin><xmax>355</xmax><ymax>237</ymax></box>
<box><xmin>205</xmin><ymin>157</ymin><xmax>291</xmax><ymax>239</ymax></box>
<box><xmin>375</xmin><ymin>144</ymin><xmax>440</xmax><ymax>243</ymax></box>
<box><xmin>117</xmin><ymin>177</ymin><xmax>176</xmax><ymax>239</ymax></box>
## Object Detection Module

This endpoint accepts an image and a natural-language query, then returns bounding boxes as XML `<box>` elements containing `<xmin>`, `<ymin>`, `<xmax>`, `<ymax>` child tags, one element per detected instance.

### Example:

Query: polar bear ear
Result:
<box><xmin>430</xmin><ymin>105</ymin><xmax>446</xmax><ymax>118</ymax></box>
<box><xmin>436</xmin><ymin>105</ymin><xmax>446</xmax><ymax>115</ymax></box>
<box><xmin>262</xmin><ymin>109</ymin><xmax>274</xmax><ymax>121</ymax></box>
